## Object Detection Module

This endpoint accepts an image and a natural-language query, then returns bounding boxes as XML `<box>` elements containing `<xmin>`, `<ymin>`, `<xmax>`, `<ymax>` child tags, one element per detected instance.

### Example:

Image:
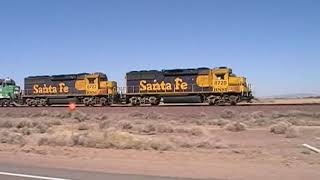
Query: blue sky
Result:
<box><xmin>0</xmin><ymin>0</ymin><xmax>319</xmax><ymax>97</ymax></box>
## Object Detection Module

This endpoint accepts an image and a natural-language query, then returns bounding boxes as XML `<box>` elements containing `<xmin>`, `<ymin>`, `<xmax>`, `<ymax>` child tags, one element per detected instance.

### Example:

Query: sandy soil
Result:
<box><xmin>0</xmin><ymin>106</ymin><xmax>319</xmax><ymax>180</ymax></box>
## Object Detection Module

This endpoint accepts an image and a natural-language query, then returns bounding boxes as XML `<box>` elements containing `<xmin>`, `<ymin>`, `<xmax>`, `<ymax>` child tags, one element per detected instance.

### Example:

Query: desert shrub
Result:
<box><xmin>285</xmin><ymin>126</ymin><xmax>300</xmax><ymax>138</ymax></box>
<box><xmin>287</xmin><ymin>118</ymin><xmax>307</xmax><ymax>126</ymax></box>
<box><xmin>251</xmin><ymin>111</ymin><xmax>265</xmax><ymax>119</ymax></box>
<box><xmin>271</xmin><ymin>111</ymin><xmax>287</xmax><ymax>119</ymax></box>
<box><xmin>128</xmin><ymin>111</ymin><xmax>145</xmax><ymax>118</ymax></box>
<box><xmin>71</xmin><ymin>111</ymin><xmax>88</xmax><ymax>122</ymax></box>
<box><xmin>94</xmin><ymin>114</ymin><xmax>108</xmax><ymax>121</ymax></box>
<box><xmin>38</xmin><ymin>134</ymin><xmax>74</xmax><ymax>147</ymax></box>
<box><xmin>220</xmin><ymin>109</ymin><xmax>236</xmax><ymax>119</ymax></box>
<box><xmin>173</xmin><ymin>127</ymin><xmax>190</xmax><ymax>134</ymax></box>
<box><xmin>149</xmin><ymin>138</ymin><xmax>175</xmax><ymax>151</ymax></box>
<box><xmin>36</xmin><ymin>123</ymin><xmax>50</xmax><ymax>134</ymax></box>
<box><xmin>145</xmin><ymin>112</ymin><xmax>162</xmax><ymax>120</ymax></box>
<box><xmin>78</xmin><ymin>123</ymin><xmax>90</xmax><ymax>131</ymax></box>
<box><xmin>169</xmin><ymin>136</ymin><xmax>194</xmax><ymax>148</ymax></box>
<box><xmin>306</xmin><ymin>121</ymin><xmax>320</xmax><ymax>126</ymax></box>
<box><xmin>47</xmin><ymin>119</ymin><xmax>62</xmax><ymax>126</ymax></box>
<box><xmin>29</xmin><ymin>112</ymin><xmax>42</xmax><ymax>118</ymax></box>
<box><xmin>104</xmin><ymin>131</ymin><xmax>145</xmax><ymax>149</ymax></box>
<box><xmin>287</xmin><ymin>110</ymin><xmax>313</xmax><ymax>118</ymax></box>
<box><xmin>240</xmin><ymin>112</ymin><xmax>252</xmax><ymax>120</ymax></box>
<box><xmin>225</xmin><ymin>122</ymin><xmax>247</xmax><ymax>132</ymax></box>
<box><xmin>71</xmin><ymin>132</ymin><xmax>106</xmax><ymax>148</ymax></box>
<box><xmin>314</xmin><ymin>112</ymin><xmax>320</xmax><ymax>118</ymax></box>
<box><xmin>249</xmin><ymin>118</ymin><xmax>273</xmax><ymax>127</ymax></box>
<box><xmin>21</xmin><ymin>127</ymin><xmax>32</xmax><ymax>136</ymax></box>
<box><xmin>51</xmin><ymin>111</ymin><xmax>72</xmax><ymax>119</ymax></box>
<box><xmin>208</xmin><ymin>118</ymin><xmax>230</xmax><ymax>126</ymax></box>
<box><xmin>16</xmin><ymin>119</ymin><xmax>33</xmax><ymax>129</ymax></box>
<box><xmin>0</xmin><ymin>130</ymin><xmax>26</xmax><ymax>145</ymax></box>
<box><xmin>40</xmin><ymin>110</ymin><xmax>50</xmax><ymax>116</ymax></box>
<box><xmin>141</xmin><ymin>124</ymin><xmax>156</xmax><ymax>134</ymax></box>
<box><xmin>194</xmin><ymin>138</ymin><xmax>229</xmax><ymax>149</ymax></box>
<box><xmin>190</xmin><ymin>127</ymin><xmax>204</xmax><ymax>136</ymax></box>
<box><xmin>155</xmin><ymin>123</ymin><xmax>174</xmax><ymax>133</ymax></box>
<box><xmin>0</xmin><ymin>119</ymin><xmax>15</xmax><ymax>128</ymax></box>
<box><xmin>99</xmin><ymin>120</ymin><xmax>112</xmax><ymax>129</ymax></box>
<box><xmin>270</xmin><ymin>122</ymin><xmax>291</xmax><ymax>134</ymax></box>
<box><xmin>117</xmin><ymin>120</ymin><xmax>133</xmax><ymax>130</ymax></box>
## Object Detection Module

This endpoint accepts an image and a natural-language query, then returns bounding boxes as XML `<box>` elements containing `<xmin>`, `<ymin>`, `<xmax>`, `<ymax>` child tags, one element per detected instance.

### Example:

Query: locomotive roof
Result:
<box><xmin>127</xmin><ymin>67</ymin><xmax>210</xmax><ymax>75</ymax></box>
<box><xmin>25</xmin><ymin>72</ymin><xmax>107</xmax><ymax>79</ymax></box>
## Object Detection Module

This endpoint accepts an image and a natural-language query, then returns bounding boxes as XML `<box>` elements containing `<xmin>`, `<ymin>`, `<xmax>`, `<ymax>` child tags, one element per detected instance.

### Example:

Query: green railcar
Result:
<box><xmin>0</xmin><ymin>78</ymin><xmax>21</xmax><ymax>106</ymax></box>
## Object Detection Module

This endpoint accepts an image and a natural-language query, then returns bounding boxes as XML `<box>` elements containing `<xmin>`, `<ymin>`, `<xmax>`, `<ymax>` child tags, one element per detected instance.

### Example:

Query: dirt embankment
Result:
<box><xmin>0</xmin><ymin>108</ymin><xmax>320</xmax><ymax>179</ymax></box>
<box><xmin>0</xmin><ymin>108</ymin><xmax>320</xmax><ymax>151</ymax></box>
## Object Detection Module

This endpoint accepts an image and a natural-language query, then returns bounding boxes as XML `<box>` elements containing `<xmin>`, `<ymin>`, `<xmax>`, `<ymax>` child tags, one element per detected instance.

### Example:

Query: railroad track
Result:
<box><xmin>2</xmin><ymin>103</ymin><xmax>320</xmax><ymax>108</ymax></box>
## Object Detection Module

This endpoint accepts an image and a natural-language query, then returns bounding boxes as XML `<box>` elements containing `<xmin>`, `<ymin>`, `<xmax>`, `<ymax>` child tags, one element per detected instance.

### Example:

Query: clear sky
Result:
<box><xmin>0</xmin><ymin>0</ymin><xmax>319</xmax><ymax>97</ymax></box>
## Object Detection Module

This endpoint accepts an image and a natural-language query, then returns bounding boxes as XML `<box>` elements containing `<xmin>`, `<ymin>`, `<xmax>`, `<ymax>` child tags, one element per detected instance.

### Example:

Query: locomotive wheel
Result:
<box><xmin>3</xmin><ymin>99</ymin><xmax>10</xmax><ymax>107</ymax></box>
<box><xmin>39</xmin><ymin>99</ymin><xmax>47</xmax><ymax>106</ymax></box>
<box><xmin>100</xmin><ymin>97</ymin><xmax>107</xmax><ymax>106</ymax></box>
<box><xmin>129</xmin><ymin>97</ymin><xmax>140</xmax><ymax>106</ymax></box>
<box><xmin>229</xmin><ymin>95</ymin><xmax>238</xmax><ymax>106</ymax></box>
<box><xmin>207</xmin><ymin>95</ymin><xmax>217</xmax><ymax>106</ymax></box>
<box><xmin>149</xmin><ymin>96</ymin><xmax>160</xmax><ymax>106</ymax></box>
<box><xmin>83</xmin><ymin>98</ymin><xmax>91</xmax><ymax>106</ymax></box>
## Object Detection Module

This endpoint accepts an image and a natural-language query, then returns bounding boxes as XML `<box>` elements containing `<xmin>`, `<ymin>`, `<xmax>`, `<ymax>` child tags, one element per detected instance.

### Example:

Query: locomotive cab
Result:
<box><xmin>84</xmin><ymin>74</ymin><xmax>100</xmax><ymax>95</ymax></box>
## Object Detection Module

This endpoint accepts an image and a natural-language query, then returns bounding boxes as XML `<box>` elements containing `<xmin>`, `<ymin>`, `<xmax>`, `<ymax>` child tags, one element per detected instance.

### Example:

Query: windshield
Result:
<box><xmin>4</xmin><ymin>79</ymin><xmax>16</xmax><ymax>86</ymax></box>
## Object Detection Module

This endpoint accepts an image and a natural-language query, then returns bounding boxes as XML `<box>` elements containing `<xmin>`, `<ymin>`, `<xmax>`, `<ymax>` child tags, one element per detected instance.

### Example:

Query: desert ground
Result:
<box><xmin>0</xmin><ymin>105</ymin><xmax>319</xmax><ymax>180</ymax></box>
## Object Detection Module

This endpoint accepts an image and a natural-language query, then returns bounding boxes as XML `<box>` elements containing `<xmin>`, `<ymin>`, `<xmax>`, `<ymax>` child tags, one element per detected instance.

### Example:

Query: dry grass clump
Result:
<box><xmin>185</xmin><ymin>112</ymin><xmax>208</xmax><ymax>120</ymax></box>
<box><xmin>78</xmin><ymin>123</ymin><xmax>90</xmax><ymax>131</ymax></box>
<box><xmin>99</xmin><ymin>120</ymin><xmax>112</xmax><ymax>129</ymax></box>
<box><xmin>0</xmin><ymin>118</ymin><xmax>16</xmax><ymax>128</ymax></box>
<box><xmin>240</xmin><ymin>112</ymin><xmax>252</xmax><ymax>120</ymax></box>
<box><xmin>285</xmin><ymin>126</ymin><xmax>300</xmax><ymax>138</ymax></box>
<box><xmin>287</xmin><ymin>110</ymin><xmax>314</xmax><ymax>118</ymax></box>
<box><xmin>271</xmin><ymin>111</ymin><xmax>288</xmax><ymax>119</ymax></box>
<box><xmin>287</xmin><ymin>118</ymin><xmax>307</xmax><ymax>126</ymax></box>
<box><xmin>248</xmin><ymin>118</ymin><xmax>274</xmax><ymax>127</ymax></box>
<box><xmin>38</xmin><ymin>134</ymin><xmax>74</xmax><ymax>147</ymax></box>
<box><xmin>103</xmin><ymin>131</ymin><xmax>146</xmax><ymax>149</ymax></box>
<box><xmin>117</xmin><ymin>120</ymin><xmax>133</xmax><ymax>130</ymax></box>
<box><xmin>220</xmin><ymin>109</ymin><xmax>236</xmax><ymax>119</ymax></box>
<box><xmin>224</xmin><ymin>122</ymin><xmax>247</xmax><ymax>132</ymax></box>
<box><xmin>155</xmin><ymin>123</ymin><xmax>174</xmax><ymax>133</ymax></box>
<box><xmin>270</xmin><ymin>122</ymin><xmax>291</xmax><ymax>134</ymax></box>
<box><xmin>35</xmin><ymin>123</ymin><xmax>50</xmax><ymax>134</ymax></box>
<box><xmin>149</xmin><ymin>138</ymin><xmax>175</xmax><ymax>151</ymax></box>
<box><xmin>170</xmin><ymin>136</ymin><xmax>228</xmax><ymax>149</ymax></box>
<box><xmin>251</xmin><ymin>111</ymin><xmax>265</xmax><ymax>119</ymax></box>
<box><xmin>306</xmin><ymin>121</ymin><xmax>320</xmax><ymax>126</ymax></box>
<box><xmin>145</xmin><ymin>112</ymin><xmax>162</xmax><ymax>120</ymax></box>
<box><xmin>39</xmin><ymin>130</ymin><xmax>149</xmax><ymax>150</ymax></box>
<box><xmin>38</xmin><ymin>110</ymin><xmax>71</xmax><ymax>119</ymax></box>
<box><xmin>140</xmin><ymin>124</ymin><xmax>156</xmax><ymax>134</ymax></box>
<box><xmin>71</xmin><ymin>111</ymin><xmax>88</xmax><ymax>122</ymax></box>
<box><xmin>174</xmin><ymin>127</ymin><xmax>205</xmax><ymax>136</ymax></box>
<box><xmin>208</xmin><ymin>118</ymin><xmax>230</xmax><ymax>126</ymax></box>
<box><xmin>0</xmin><ymin>118</ymin><xmax>57</xmax><ymax>135</ymax></box>
<box><xmin>0</xmin><ymin>130</ymin><xmax>26</xmax><ymax>146</ymax></box>
<box><xmin>128</xmin><ymin>111</ymin><xmax>145</xmax><ymax>118</ymax></box>
<box><xmin>190</xmin><ymin>127</ymin><xmax>205</xmax><ymax>136</ymax></box>
<box><xmin>93</xmin><ymin>114</ymin><xmax>108</xmax><ymax>121</ymax></box>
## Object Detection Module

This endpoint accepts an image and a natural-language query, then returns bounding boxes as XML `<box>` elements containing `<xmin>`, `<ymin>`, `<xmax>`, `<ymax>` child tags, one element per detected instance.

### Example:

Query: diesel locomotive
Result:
<box><xmin>126</xmin><ymin>67</ymin><xmax>252</xmax><ymax>106</ymax></box>
<box><xmin>0</xmin><ymin>67</ymin><xmax>253</xmax><ymax>106</ymax></box>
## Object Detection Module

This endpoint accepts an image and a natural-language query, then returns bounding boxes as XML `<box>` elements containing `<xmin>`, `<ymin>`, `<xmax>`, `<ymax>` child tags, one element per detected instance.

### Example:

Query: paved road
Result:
<box><xmin>0</xmin><ymin>163</ymin><xmax>211</xmax><ymax>180</ymax></box>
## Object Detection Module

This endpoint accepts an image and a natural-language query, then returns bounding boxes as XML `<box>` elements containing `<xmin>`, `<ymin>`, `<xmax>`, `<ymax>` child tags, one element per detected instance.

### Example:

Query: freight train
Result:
<box><xmin>0</xmin><ymin>67</ymin><xmax>253</xmax><ymax>107</ymax></box>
